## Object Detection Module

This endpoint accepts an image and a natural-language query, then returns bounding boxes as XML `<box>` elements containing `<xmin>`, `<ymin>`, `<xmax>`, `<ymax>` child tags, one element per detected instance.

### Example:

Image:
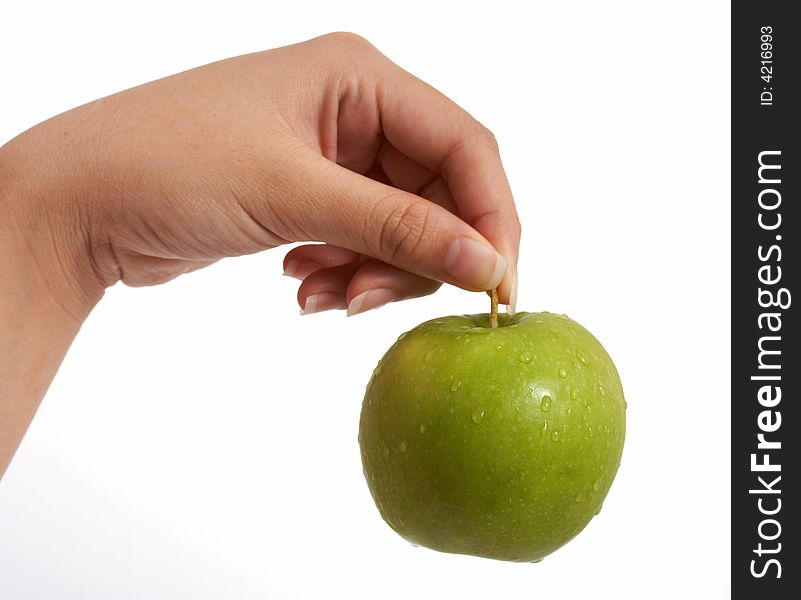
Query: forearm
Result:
<box><xmin>0</xmin><ymin>139</ymin><xmax>99</xmax><ymax>479</ymax></box>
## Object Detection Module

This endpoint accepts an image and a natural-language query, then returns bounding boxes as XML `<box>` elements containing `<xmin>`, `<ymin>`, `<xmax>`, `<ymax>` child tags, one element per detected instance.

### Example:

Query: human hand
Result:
<box><xmin>1</xmin><ymin>32</ymin><xmax>519</xmax><ymax>320</ymax></box>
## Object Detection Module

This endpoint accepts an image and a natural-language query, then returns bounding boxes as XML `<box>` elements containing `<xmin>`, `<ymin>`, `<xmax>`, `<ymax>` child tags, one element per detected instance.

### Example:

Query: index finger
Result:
<box><xmin>375</xmin><ymin>64</ymin><xmax>521</xmax><ymax>308</ymax></box>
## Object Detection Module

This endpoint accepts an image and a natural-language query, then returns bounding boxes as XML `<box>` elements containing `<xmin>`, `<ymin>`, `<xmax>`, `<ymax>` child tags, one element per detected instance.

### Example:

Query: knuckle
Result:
<box><xmin>374</xmin><ymin>195</ymin><xmax>434</xmax><ymax>264</ymax></box>
<box><xmin>320</xmin><ymin>31</ymin><xmax>375</xmax><ymax>52</ymax></box>
<box><xmin>511</xmin><ymin>213</ymin><xmax>522</xmax><ymax>238</ymax></box>
<box><xmin>441</xmin><ymin>124</ymin><xmax>500</xmax><ymax>176</ymax></box>
<box><xmin>476</xmin><ymin>124</ymin><xmax>499</xmax><ymax>151</ymax></box>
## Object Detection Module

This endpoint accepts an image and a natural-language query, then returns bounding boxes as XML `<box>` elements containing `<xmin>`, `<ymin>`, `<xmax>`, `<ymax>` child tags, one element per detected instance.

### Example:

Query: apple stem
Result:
<box><xmin>490</xmin><ymin>288</ymin><xmax>499</xmax><ymax>329</ymax></box>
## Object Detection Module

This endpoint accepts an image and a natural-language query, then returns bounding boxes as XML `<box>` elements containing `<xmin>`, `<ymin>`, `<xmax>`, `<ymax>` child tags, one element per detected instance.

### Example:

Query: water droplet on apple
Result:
<box><xmin>586</xmin><ymin>404</ymin><xmax>593</xmax><ymax>413</ymax></box>
<box><xmin>530</xmin><ymin>558</ymin><xmax>544</xmax><ymax>563</ymax></box>
<box><xmin>471</xmin><ymin>409</ymin><xmax>486</xmax><ymax>424</ymax></box>
<box><xmin>518</xmin><ymin>352</ymin><xmax>533</xmax><ymax>364</ymax></box>
<box><xmin>398</xmin><ymin>441</ymin><xmax>408</xmax><ymax>452</ymax></box>
<box><xmin>450</xmin><ymin>379</ymin><xmax>462</xmax><ymax>392</ymax></box>
<box><xmin>578</xmin><ymin>352</ymin><xmax>588</xmax><ymax>365</ymax></box>
<box><xmin>595</xmin><ymin>504</ymin><xmax>603</xmax><ymax>515</ymax></box>
<box><xmin>593</xmin><ymin>478</ymin><xmax>602</xmax><ymax>491</ymax></box>
<box><xmin>419</xmin><ymin>423</ymin><xmax>427</xmax><ymax>434</ymax></box>
<box><xmin>558</xmin><ymin>367</ymin><xmax>568</xmax><ymax>378</ymax></box>
<box><xmin>574</xmin><ymin>492</ymin><xmax>584</xmax><ymax>503</ymax></box>
<box><xmin>550</xmin><ymin>430</ymin><xmax>561</xmax><ymax>441</ymax></box>
<box><xmin>623</xmin><ymin>399</ymin><xmax>628</xmax><ymax>410</ymax></box>
<box><xmin>557</xmin><ymin>314</ymin><xmax>568</xmax><ymax>320</ymax></box>
<box><xmin>539</xmin><ymin>395</ymin><xmax>551</xmax><ymax>412</ymax></box>
<box><xmin>570</xmin><ymin>388</ymin><xmax>578</xmax><ymax>400</ymax></box>
<box><xmin>542</xmin><ymin>420</ymin><xmax>548</xmax><ymax>432</ymax></box>
<box><xmin>598</xmin><ymin>384</ymin><xmax>606</xmax><ymax>396</ymax></box>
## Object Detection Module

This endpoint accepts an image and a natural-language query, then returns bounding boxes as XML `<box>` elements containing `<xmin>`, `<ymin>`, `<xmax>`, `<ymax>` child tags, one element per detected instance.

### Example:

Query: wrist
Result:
<box><xmin>1</xmin><ymin>129</ymin><xmax>104</xmax><ymax>323</ymax></box>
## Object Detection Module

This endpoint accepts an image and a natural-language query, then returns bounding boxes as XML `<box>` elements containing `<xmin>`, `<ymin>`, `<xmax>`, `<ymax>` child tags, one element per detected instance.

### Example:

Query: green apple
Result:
<box><xmin>358</xmin><ymin>311</ymin><xmax>625</xmax><ymax>562</ymax></box>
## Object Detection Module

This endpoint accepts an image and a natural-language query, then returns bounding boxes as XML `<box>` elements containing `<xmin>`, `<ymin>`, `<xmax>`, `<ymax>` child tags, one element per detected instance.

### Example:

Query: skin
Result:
<box><xmin>0</xmin><ymin>32</ymin><xmax>520</xmax><ymax>480</ymax></box>
<box><xmin>359</xmin><ymin>312</ymin><xmax>626</xmax><ymax>562</ymax></box>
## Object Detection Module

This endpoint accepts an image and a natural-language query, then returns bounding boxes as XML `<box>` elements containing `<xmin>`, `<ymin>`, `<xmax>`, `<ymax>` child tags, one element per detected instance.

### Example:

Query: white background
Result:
<box><xmin>0</xmin><ymin>1</ymin><xmax>731</xmax><ymax>598</ymax></box>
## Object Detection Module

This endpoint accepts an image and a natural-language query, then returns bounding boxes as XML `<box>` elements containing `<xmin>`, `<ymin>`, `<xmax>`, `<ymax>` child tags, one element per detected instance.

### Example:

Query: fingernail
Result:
<box><xmin>347</xmin><ymin>288</ymin><xmax>399</xmax><ymax>317</ymax></box>
<box><xmin>301</xmin><ymin>292</ymin><xmax>347</xmax><ymax>315</ymax></box>
<box><xmin>507</xmin><ymin>274</ymin><xmax>518</xmax><ymax>314</ymax></box>
<box><xmin>284</xmin><ymin>260</ymin><xmax>320</xmax><ymax>280</ymax></box>
<box><xmin>443</xmin><ymin>237</ymin><xmax>507</xmax><ymax>291</ymax></box>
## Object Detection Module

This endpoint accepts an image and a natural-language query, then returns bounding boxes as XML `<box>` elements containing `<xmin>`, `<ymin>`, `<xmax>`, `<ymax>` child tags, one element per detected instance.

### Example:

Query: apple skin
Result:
<box><xmin>358</xmin><ymin>311</ymin><xmax>626</xmax><ymax>562</ymax></box>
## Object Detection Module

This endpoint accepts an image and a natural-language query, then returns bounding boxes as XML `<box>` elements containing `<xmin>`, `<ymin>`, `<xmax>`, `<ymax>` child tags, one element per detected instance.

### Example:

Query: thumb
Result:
<box><xmin>297</xmin><ymin>154</ymin><xmax>507</xmax><ymax>293</ymax></box>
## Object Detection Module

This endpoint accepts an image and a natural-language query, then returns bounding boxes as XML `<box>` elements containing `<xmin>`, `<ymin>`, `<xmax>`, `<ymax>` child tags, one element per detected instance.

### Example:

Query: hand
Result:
<box><xmin>1</xmin><ymin>32</ymin><xmax>519</xmax><ymax>320</ymax></box>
